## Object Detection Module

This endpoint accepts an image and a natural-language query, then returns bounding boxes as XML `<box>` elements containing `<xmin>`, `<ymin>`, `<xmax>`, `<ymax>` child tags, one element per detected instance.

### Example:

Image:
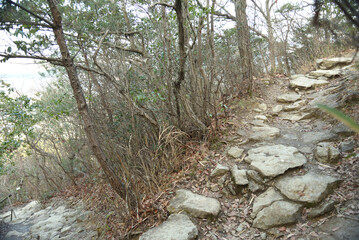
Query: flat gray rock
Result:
<box><xmin>227</xmin><ymin>147</ymin><xmax>244</xmax><ymax>158</ymax></box>
<box><xmin>245</xmin><ymin>145</ymin><xmax>307</xmax><ymax>178</ymax></box>
<box><xmin>316</xmin><ymin>57</ymin><xmax>352</xmax><ymax>70</ymax></box>
<box><xmin>253</xmin><ymin>201</ymin><xmax>302</xmax><ymax>230</ymax></box>
<box><xmin>249</xmin><ymin>126</ymin><xmax>280</xmax><ymax>141</ymax></box>
<box><xmin>275</xmin><ymin>172</ymin><xmax>341</xmax><ymax>204</ymax></box>
<box><xmin>167</xmin><ymin>189</ymin><xmax>221</xmax><ymax>218</ymax></box>
<box><xmin>283</xmin><ymin>101</ymin><xmax>306</xmax><ymax>111</ymax></box>
<box><xmin>231</xmin><ymin>166</ymin><xmax>248</xmax><ymax>186</ymax></box>
<box><xmin>251</xmin><ymin>187</ymin><xmax>284</xmax><ymax>218</ymax></box>
<box><xmin>290</xmin><ymin>77</ymin><xmax>329</xmax><ymax>89</ymax></box>
<box><xmin>303</xmin><ymin>131</ymin><xmax>338</xmax><ymax>144</ymax></box>
<box><xmin>279</xmin><ymin>112</ymin><xmax>313</xmax><ymax>121</ymax></box>
<box><xmin>277</xmin><ymin>93</ymin><xmax>301</xmax><ymax>103</ymax></box>
<box><xmin>309</xmin><ymin>69</ymin><xmax>341</xmax><ymax>78</ymax></box>
<box><xmin>139</xmin><ymin>214</ymin><xmax>198</xmax><ymax>240</ymax></box>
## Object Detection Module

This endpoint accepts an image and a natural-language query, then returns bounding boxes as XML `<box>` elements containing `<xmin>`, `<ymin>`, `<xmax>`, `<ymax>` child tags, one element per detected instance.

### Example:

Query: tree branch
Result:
<box><xmin>150</xmin><ymin>2</ymin><xmax>175</xmax><ymax>9</ymax></box>
<box><xmin>0</xmin><ymin>53</ymin><xmax>63</xmax><ymax>65</ymax></box>
<box><xmin>5</xmin><ymin>0</ymin><xmax>54</xmax><ymax>28</ymax></box>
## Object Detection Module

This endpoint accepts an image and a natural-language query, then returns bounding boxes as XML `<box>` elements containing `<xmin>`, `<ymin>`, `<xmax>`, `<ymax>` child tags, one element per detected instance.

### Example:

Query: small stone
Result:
<box><xmin>277</xmin><ymin>93</ymin><xmax>301</xmax><ymax>103</ymax></box>
<box><xmin>254</xmin><ymin>115</ymin><xmax>267</xmax><ymax>121</ymax></box>
<box><xmin>246</xmin><ymin>170</ymin><xmax>266</xmax><ymax>184</ymax></box>
<box><xmin>315</xmin><ymin>142</ymin><xmax>340</xmax><ymax>163</ymax></box>
<box><xmin>308</xmin><ymin>200</ymin><xmax>337</xmax><ymax>218</ymax></box>
<box><xmin>258</xmin><ymin>103</ymin><xmax>268</xmax><ymax>111</ymax></box>
<box><xmin>272</xmin><ymin>105</ymin><xmax>283</xmax><ymax>114</ymax></box>
<box><xmin>231</xmin><ymin>166</ymin><xmax>248</xmax><ymax>186</ymax></box>
<box><xmin>236</xmin><ymin>223</ymin><xmax>245</xmax><ymax>232</ymax></box>
<box><xmin>260</xmin><ymin>233</ymin><xmax>267</xmax><ymax>239</ymax></box>
<box><xmin>210</xmin><ymin>164</ymin><xmax>230</xmax><ymax>177</ymax></box>
<box><xmin>228</xmin><ymin>147</ymin><xmax>244</xmax><ymax>158</ymax></box>
<box><xmin>250</xmin><ymin>120</ymin><xmax>267</xmax><ymax>127</ymax></box>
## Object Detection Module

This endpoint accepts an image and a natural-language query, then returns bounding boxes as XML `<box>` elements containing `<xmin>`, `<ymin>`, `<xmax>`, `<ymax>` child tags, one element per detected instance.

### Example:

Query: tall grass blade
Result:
<box><xmin>317</xmin><ymin>104</ymin><xmax>359</xmax><ymax>134</ymax></box>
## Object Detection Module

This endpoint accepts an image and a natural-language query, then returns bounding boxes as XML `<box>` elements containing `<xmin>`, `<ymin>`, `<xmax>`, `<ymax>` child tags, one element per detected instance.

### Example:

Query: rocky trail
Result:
<box><xmin>139</xmin><ymin>56</ymin><xmax>359</xmax><ymax>240</ymax></box>
<box><xmin>0</xmin><ymin>199</ymin><xmax>98</xmax><ymax>239</ymax></box>
<box><xmin>1</xmin><ymin>56</ymin><xmax>359</xmax><ymax>240</ymax></box>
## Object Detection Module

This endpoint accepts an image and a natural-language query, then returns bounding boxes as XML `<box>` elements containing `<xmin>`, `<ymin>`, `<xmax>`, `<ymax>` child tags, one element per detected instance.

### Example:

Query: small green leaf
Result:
<box><xmin>7</xmin><ymin>46</ymin><xmax>12</xmax><ymax>53</ymax></box>
<box><xmin>317</xmin><ymin>104</ymin><xmax>359</xmax><ymax>134</ymax></box>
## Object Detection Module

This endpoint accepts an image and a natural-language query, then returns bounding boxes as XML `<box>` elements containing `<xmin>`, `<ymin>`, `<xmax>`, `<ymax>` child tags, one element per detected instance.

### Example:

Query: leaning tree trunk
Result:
<box><xmin>235</xmin><ymin>0</ymin><xmax>254</xmax><ymax>96</ymax></box>
<box><xmin>47</xmin><ymin>0</ymin><xmax>137</xmax><ymax>211</ymax></box>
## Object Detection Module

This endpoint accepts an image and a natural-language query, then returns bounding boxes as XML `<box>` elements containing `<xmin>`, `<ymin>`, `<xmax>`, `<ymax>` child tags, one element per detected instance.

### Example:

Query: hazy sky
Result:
<box><xmin>0</xmin><ymin>58</ymin><xmax>50</xmax><ymax>96</ymax></box>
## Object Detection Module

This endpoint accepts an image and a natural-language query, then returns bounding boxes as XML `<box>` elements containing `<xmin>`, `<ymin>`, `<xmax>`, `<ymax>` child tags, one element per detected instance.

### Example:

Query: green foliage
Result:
<box><xmin>318</xmin><ymin>104</ymin><xmax>359</xmax><ymax>134</ymax></box>
<box><xmin>0</xmin><ymin>80</ymin><xmax>38</xmax><ymax>174</ymax></box>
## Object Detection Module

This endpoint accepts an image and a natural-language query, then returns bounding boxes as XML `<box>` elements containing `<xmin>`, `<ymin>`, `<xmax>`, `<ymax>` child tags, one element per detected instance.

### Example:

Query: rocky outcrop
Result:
<box><xmin>167</xmin><ymin>189</ymin><xmax>221</xmax><ymax>218</ymax></box>
<box><xmin>275</xmin><ymin>172</ymin><xmax>341</xmax><ymax>204</ymax></box>
<box><xmin>140</xmin><ymin>214</ymin><xmax>198</xmax><ymax>240</ymax></box>
<box><xmin>245</xmin><ymin>145</ymin><xmax>307</xmax><ymax>178</ymax></box>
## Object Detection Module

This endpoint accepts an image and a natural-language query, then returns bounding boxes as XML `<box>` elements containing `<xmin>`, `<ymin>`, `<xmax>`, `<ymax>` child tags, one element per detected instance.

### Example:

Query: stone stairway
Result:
<box><xmin>140</xmin><ymin>57</ymin><xmax>359</xmax><ymax>239</ymax></box>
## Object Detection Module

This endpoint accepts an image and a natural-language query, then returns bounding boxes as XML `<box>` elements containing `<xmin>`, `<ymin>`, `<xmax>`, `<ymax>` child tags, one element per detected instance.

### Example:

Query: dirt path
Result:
<box><xmin>139</xmin><ymin>57</ymin><xmax>359</xmax><ymax>239</ymax></box>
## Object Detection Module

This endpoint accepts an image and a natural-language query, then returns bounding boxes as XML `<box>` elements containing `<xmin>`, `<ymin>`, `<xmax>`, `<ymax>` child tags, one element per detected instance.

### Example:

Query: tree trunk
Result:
<box><xmin>46</xmin><ymin>0</ymin><xmax>137</xmax><ymax>210</ymax></box>
<box><xmin>174</xmin><ymin>0</ymin><xmax>186</xmax><ymax>128</ymax></box>
<box><xmin>235</xmin><ymin>0</ymin><xmax>254</xmax><ymax>96</ymax></box>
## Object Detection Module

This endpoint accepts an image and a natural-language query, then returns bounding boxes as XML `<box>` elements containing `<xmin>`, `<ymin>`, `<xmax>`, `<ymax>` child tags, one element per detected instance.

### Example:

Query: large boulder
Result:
<box><xmin>275</xmin><ymin>172</ymin><xmax>341</xmax><ymax>204</ymax></box>
<box><xmin>245</xmin><ymin>145</ymin><xmax>307</xmax><ymax>178</ymax></box>
<box><xmin>290</xmin><ymin>77</ymin><xmax>329</xmax><ymax>89</ymax></box>
<box><xmin>167</xmin><ymin>189</ymin><xmax>221</xmax><ymax>218</ymax></box>
<box><xmin>253</xmin><ymin>201</ymin><xmax>302</xmax><ymax>230</ymax></box>
<box><xmin>140</xmin><ymin>214</ymin><xmax>198</xmax><ymax>240</ymax></box>
<box><xmin>249</xmin><ymin>126</ymin><xmax>280</xmax><ymax>141</ymax></box>
<box><xmin>316</xmin><ymin>57</ymin><xmax>352</xmax><ymax>70</ymax></box>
